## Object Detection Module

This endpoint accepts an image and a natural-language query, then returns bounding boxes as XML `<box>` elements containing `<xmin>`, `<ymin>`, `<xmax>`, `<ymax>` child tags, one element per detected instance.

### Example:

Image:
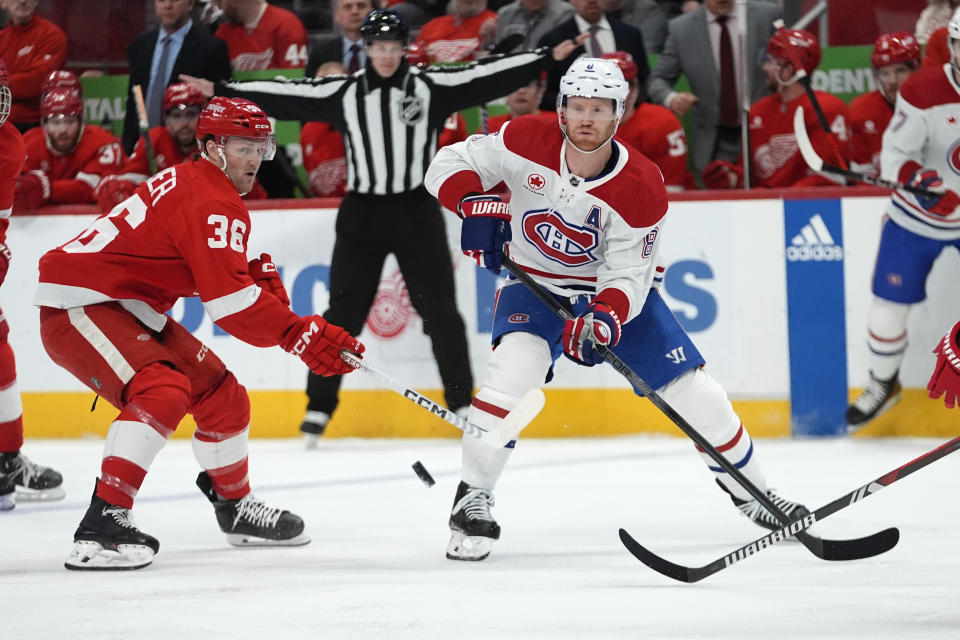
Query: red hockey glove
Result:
<box><xmin>13</xmin><ymin>171</ymin><xmax>51</xmax><ymax>212</ymax></box>
<box><xmin>928</xmin><ymin>321</ymin><xmax>960</xmax><ymax>410</ymax></box>
<box><xmin>701</xmin><ymin>160</ymin><xmax>743</xmax><ymax>190</ymax></box>
<box><xmin>95</xmin><ymin>176</ymin><xmax>138</xmax><ymax>214</ymax></box>
<box><xmin>0</xmin><ymin>241</ymin><xmax>11</xmax><ymax>286</ymax></box>
<box><xmin>248</xmin><ymin>252</ymin><xmax>289</xmax><ymax>307</ymax></box>
<box><xmin>562</xmin><ymin>301</ymin><xmax>622</xmax><ymax>366</ymax></box>
<box><xmin>459</xmin><ymin>194</ymin><xmax>512</xmax><ymax>274</ymax></box>
<box><xmin>281</xmin><ymin>315</ymin><xmax>364</xmax><ymax>377</ymax></box>
<box><xmin>907</xmin><ymin>169</ymin><xmax>960</xmax><ymax>217</ymax></box>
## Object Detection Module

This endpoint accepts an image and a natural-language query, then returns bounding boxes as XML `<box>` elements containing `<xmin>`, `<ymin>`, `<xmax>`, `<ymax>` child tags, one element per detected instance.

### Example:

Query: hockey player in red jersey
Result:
<box><xmin>36</xmin><ymin>97</ymin><xmax>365</xmax><ymax>570</ymax></box>
<box><xmin>216</xmin><ymin>0</ymin><xmax>309</xmax><ymax>71</ymax></box>
<box><xmin>425</xmin><ymin>57</ymin><xmax>810</xmax><ymax>561</ymax></box>
<box><xmin>606</xmin><ymin>51</ymin><xmax>695</xmax><ymax>192</ymax></box>
<box><xmin>848</xmin><ymin>33</ymin><xmax>921</xmax><ymax>177</ymax></box>
<box><xmin>300</xmin><ymin>62</ymin><xmax>347</xmax><ymax>197</ymax></box>
<box><xmin>14</xmin><ymin>89</ymin><xmax>126</xmax><ymax>210</ymax></box>
<box><xmin>0</xmin><ymin>60</ymin><xmax>64</xmax><ymax>511</ymax></box>
<box><xmin>702</xmin><ymin>29</ymin><xmax>849</xmax><ymax>189</ymax></box>
<box><xmin>846</xmin><ymin>16</ymin><xmax>960</xmax><ymax>431</ymax></box>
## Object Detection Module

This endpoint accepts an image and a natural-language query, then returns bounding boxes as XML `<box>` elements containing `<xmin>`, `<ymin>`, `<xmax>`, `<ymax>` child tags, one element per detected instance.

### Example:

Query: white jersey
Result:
<box><xmin>881</xmin><ymin>64</ymin><xmax>960</xmax><ymax>240</ymax></box>
<box><xmin>425</xmin><ymin>115</ymin><xmax>669</xmax><ymax>324</ymax></box>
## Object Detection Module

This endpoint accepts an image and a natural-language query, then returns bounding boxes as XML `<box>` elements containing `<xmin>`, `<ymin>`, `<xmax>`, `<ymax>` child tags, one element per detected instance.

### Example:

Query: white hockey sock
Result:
<box><xmin>865</xmin><ymin>297</ymin><xmax>910</xmax><ymax>381</ymax></box>
<box><xmin>658</xmin><ymin>368</ymin><xmax>768</xmax><ymax>501</ymax></box>
<box><xmin>461</xmin><ymin>387</ymin><xmax>520</xmax><ymax>489</ymax></box>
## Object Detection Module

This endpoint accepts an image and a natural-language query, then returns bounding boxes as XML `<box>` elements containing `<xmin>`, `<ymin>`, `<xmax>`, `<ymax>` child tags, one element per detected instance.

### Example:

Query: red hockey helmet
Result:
<box><xmin>767</xmin><ymin>28</ymin><xmax>821</xmax><ymax>75</ymax></box>
<box><xmin>601</xmin><ymin>51</ymin><xmax>638</xmax><ymax>83</ymax></box>
<box><xmin>407</xmin><ymin>41</ymin><xmax>429</xmax><ymax>68</ymax></box>
<box><xmin>41</xmin><ymin>88</ymin><xmax>84</xmax><ymax>121</ymax></box>
<box><xmin>870</xmin><ymin>32</ymin><xmax>921</xmax><ymax>68</ymax></box>
<box><xmin>0</xmin><ymin>59</ymin><xmax>10</xmax><ymax>127</ymax></box>
<box><xmin>162</xmin><ymin>82</ymin><xmax>206</xmax><ymax>113</ymax></box>
<box><xmin>196</xmin><ymin>96</ymin><xmax>275</xmax><ymax>159</ymax></box>
<box><xmin>41</xmin><ymin>70</ymin><xmax>82</xmax><ymax>98</ymax></box>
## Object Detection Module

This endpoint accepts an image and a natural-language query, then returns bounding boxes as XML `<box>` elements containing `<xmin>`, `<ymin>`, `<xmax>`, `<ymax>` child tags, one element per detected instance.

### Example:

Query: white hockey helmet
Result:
<box><xmin>557</xmin><ymin>57</ymin><xmax>629</xmax><ymax>120</ymax></box>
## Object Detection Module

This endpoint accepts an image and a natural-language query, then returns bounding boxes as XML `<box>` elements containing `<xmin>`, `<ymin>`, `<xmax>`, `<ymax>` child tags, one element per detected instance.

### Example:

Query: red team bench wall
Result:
<box><xmin>10</xmin><ymin>189</ymin><xmax>959</xmax><ymax>439</ymax></box>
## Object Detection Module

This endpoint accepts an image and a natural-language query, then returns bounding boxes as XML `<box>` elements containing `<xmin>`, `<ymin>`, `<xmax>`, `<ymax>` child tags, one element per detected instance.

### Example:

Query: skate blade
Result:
<box><xmin>225</xmin><ymin>531</ymin><xmax>311</xmax><ymax>547</ymax></box>
<box><xmin>302</xmin><ymin>433</ymin><xmax>320</xmax><ymax>450</ymax></box>
<box><xmin>446</xmin><ymin>530</ymin><xmax>494</xmax><ymax>561</ymax></box>
<box><xmin>15</xmin><ymin>485</ymin><xmax>66</xmax><ymax>502</ymax></box>
<box><xmin>0</xmin><ymin>493</ymin><xmax>14</xmax><ymax>511</ymax></box>
<box><xmin>64</xmin><ymin>540</ymin><xmax>155</xmax><ymax>571</ymax></box>
<box><xmin>847</xmin><ymin>390</ymin><xmax>902</xmax><ymax>434</ymax></box>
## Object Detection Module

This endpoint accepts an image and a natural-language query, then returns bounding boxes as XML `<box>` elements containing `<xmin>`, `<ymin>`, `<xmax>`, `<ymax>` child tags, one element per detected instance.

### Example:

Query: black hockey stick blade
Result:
<box><xmin>501</xmin><ymin>256</ymin><xmax>894</xmax><ymax>563</ymax></box>
<box><xmin>792</xmin><ymin>106</ymin><xmax>942</xmax><ymax>198</ymax></box>
<box><xmin>619</xmin><ymin>434</ymin><xmax>960</xmax><ymax>581</ymax></box>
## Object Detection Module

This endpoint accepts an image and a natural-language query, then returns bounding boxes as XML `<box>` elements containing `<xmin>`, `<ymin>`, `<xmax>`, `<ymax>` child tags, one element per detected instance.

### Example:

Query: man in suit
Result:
<box><xmin>647</xmin><ymin>0</ymin><xmax>781</xmax><ymax>175</ymax></box>
<box><xmin>305</xmin><ymin>0</ymin><xmax>373</xmax><ymax>79</ymax></box>
<box><xmin>537</xmin><ymin>0</ymin><xmax>648</xmax><ymax>111</ymax></box>
<box><xmin>123</xmin><ymin>0</ymin><xmax>231</xmax><ymax>154</ymax></box>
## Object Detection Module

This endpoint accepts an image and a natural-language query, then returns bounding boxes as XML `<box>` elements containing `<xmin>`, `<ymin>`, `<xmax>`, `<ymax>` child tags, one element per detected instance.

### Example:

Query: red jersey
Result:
<box><xmin>215</xmin><ymin>4</ymin><xmax>308</xmax><ymax>71</ymax></box>
<box><xmin>23</xmin><ymin>125</ymin><xmax>126</xmax><ymax>204</ymax></box>
<box><xmin>0</xmin><ymin>15</ymin><xmax>68</xmax><ymax>125</ymax></box>
<box><xmin>616</xmin><ymin>103</ymin><xmax>696</xmax><ymax>191</ymax></box>
<box><xmin>0</xmin><ymin>124</ymin><xmax>24</xmax><ymax>238</ymax></box>
<box><xmin>35</xmin><ymin>160</ymin><xmax>299</xmax><ymax>347</ymax></box>
<box><xmin>848</xmin><ymin>90</ymin><xmax>894</xmax><ymax>177</ymax></box>
<box><xmin>487</xmin><ymin>110</ymin><xmax>554</xmax><ymax>133</ymax></box>
<box><xmin>438</xmin><ymin>112</ymin><xmax>469</xmax><ymax>147</ymax></box>
<box><xmin>748</xmin><ymin>91</ymin><xmax>850</xmax><ymax>188</ymax></box>
<box><xmin>300</xmin><ymin>121</ymin><xmax>346</xmax><ymax>197</ymax></box>
<box><xmin>414</xmin><ymin>11</ymin><xmax>497</xmax><ymax>63</ymax></box>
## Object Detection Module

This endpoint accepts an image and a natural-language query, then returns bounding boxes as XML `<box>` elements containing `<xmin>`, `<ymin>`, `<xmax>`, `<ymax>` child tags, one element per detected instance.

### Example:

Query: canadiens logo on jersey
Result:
<box><xmin>947</xmin><ymin>139</ymin><xmax>960</xmax><ymax>176</ymax></box>
<box><xmin>399</xmin><ymin>97</ymin><xmax>425</xmax><ymax>125</ymax></box>
<box><xmin>521</xmin><ymin>208</ymin><xmax>599</xmax><ymax>267</ymax></box>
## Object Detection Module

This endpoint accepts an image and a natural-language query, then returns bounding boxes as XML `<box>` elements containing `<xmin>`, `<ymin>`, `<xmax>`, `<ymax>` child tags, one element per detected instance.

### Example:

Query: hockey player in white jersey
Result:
<box><xmin>425</xmin><ymin>58</ymin><xmax>810</xmax><ymax>561</ymax></box>
<box><xmin>846</xmin><ymin>15</ymin><xmax>960</xmax><ymax>431</ymax></box>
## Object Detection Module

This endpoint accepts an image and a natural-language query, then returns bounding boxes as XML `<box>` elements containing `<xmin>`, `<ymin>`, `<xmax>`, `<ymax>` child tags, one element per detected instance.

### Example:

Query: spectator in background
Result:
<box><xmin>607</xmin><ymin>51</ymin><xmax>695</xmax><ymax>191</ymax></box>
<box><xmin>300</xmin><ymin>62</ymin><xmax>348</xmax><ymax>197</ymax></box>
<box><xmin>494</xmin><ymin>0</ymin><xmax>574</xmax><ymax>54</ymax></box>
<box><xmin>920</xmin><ymin>7</ymin><xmax>960</xmax><ymax>68</ymax></box>
<box><xmin>916</xmin><ymin>0</ymin><xmax>959</xmax><ymax>45</ymax></box>
<box><xmin>648</xmin><ymin>0</ymin><xmax>780</xmax><ymax>177</ymax></box>
<box><xmin>414</xmin><ymin>0</ymin><xmax>498</xmax><ymax>63</ymax></box>
<box><xmin>305</xmin><ymin>0</ymin><xmax>373</xmax><ymax>78</ymax></box>
<box><xmin>0</xmin><ymin>0</ymin><xmax>67</xmax><ymax>132</ymax></box>
<box><xmin>706</xmin><ymin>28</ymin><xmax>848</xmax><ymax>190</ymax></box>
<box><xmin>216</xmin><ymin>0</ymin><xmax>309</xmax><ymax>71</ymax></box>
<box><xmin>537</xmin><ymin>0</ymin><xmax>649</xmax><ymax>111</ymax></box>
<box><xmin>124</xmin><ymin>0</ymin><xmax>231</xmax><ymax>155</ymax></box>
<box><xmin>486</xmin><ymin>72</ymin><xmax>552</xmax><ymax>132</ymax></box>
<box><xmin>14</xmin><ymin>89</ymin><xmax>125</xmax><ymax>210</ymax></box>
<box><xmin>606</xmin><ymin>0</ymin><xmax>668</xmax><ymax>54</ymax></box>
<box><xmin>849</xmin><ymin>33</ymin><xmax>920</xmax><ymax>178</ymax></box>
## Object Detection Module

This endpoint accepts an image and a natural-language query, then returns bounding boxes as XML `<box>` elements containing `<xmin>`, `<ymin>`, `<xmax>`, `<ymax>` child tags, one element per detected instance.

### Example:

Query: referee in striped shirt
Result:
<box><xmin>183</xmin><ymin>10</ymin><xmax>586</xmax><ymax>443</ymax></box>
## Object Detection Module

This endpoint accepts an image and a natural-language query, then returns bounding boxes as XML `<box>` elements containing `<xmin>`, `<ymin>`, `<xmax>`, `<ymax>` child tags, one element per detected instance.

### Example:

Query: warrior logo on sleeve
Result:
<box><xmin>521</xmin><ymin>208</ymin><xmax>599</xmax><ymax>267</ymax></box>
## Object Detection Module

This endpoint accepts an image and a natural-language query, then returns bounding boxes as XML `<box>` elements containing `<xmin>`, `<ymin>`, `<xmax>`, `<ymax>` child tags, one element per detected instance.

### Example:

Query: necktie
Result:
<box><xmin>588</xmin><ymin>24</ymin><xmax>603</xmax><ymax>58</ymax></box>
<box><xmin>146</xmin><ymin>35</ymin><xmax>172</xmax><ymax>128</ymax></box>
<box><xmin>347</xmin><ymin>43</ymin><xmax>361</xmax><ymax>73</ymax></box>
<box><xmin>717</xmin><ymin>15</ymin><xmax>738</xmax><ymax>127</ymax></box>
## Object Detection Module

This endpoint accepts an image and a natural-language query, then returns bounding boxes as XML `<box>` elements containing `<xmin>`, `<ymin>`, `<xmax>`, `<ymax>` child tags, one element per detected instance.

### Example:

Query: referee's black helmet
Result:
<box><xmin>360</xmin><ymin>10</ymin><xmax>409</xmax><ymax>44</ymax></box>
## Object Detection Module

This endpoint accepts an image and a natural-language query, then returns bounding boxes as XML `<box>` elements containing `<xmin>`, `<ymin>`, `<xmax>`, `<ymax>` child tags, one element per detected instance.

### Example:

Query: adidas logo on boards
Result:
<box><xmin>786</xmin><ymin>213</ymin><xmax>843</xmax><ymax>262</ymax></box>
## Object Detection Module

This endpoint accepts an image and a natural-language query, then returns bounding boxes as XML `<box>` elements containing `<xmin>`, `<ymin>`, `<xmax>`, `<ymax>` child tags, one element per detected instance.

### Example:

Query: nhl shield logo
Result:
<box><xmin>399</xmin><ymin>96</ymin><xmax>424</xmax><ymax>125</ymax></box>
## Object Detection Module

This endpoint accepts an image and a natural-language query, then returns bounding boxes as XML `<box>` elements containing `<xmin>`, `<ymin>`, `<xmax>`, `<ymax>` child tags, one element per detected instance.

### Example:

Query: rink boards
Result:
<box><xmin>7</xmin><ymin>188</ymin><xmax>959</xmax><ymax>439</ymax></box>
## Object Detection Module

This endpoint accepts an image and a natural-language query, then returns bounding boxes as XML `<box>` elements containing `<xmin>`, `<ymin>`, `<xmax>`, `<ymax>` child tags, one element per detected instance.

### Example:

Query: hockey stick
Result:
<box><xmin>620</xmin><ymin>435</ymin><xmax>960</xmax><ymax>582</ymax></box>
<box><xmin>793</xmin><ymin>107</ymin><xmax>942</xmax><ymax>198</ymax></box>
<box><xmin>478</xmin><ymin>34</ymin><xmax>525</xmax><ymax>134</ymax></box>
<box><xmin>132</xmin><ymin>85</ymin><xmax>158</xmax><ymax>176</ymax></box>
<box><xmin>501</xmin><ymin>256</ymin><xmax>897</xmax><ymax>562</ymax></box>
<box><xmin>340</xmin><ymin>351</ymin><xmax>545</xmax><ymax>448</ymax></box>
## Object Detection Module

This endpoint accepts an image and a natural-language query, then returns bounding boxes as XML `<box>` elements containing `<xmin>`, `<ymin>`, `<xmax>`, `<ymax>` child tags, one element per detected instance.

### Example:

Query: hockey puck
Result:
<box><xmin>412</xmin><ymin>460</ymin><xmax>436</xmax><ymax>488</ymax></box>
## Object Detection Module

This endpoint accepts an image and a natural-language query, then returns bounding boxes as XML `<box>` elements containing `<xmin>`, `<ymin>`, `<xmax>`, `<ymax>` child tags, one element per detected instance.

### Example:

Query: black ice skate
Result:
<box><xmin>65</xmin><ymin>491</ymin><xmax>160</xmax><ymax>571</ymax></box>
<box><xmin>846</xmin><ymin>371</ymin><xmax>901</xmax><ymax>432</ymax></box>
<box><xmin>0</xmin><ymin>450</ymin><xmax>65</xmax><ymax>501</ymax></box>
<box><xmin>447</xmin><ymin>481</ymin><xmax>500</xmax><ymax>561</ymax></box>
<box><xmin>718</xmin><ymin>480</ymin><xmax>811</xmax><ymax>532</ymax></box>
<box><xmin>196</xmin><ymin>471</ymin><xmax>310</xmax><ymax>547</ymax></box>
<box><xmin>0</xmin><ymin>472</ymin><xmax>13</xmax><ymax>511</ymax></box>
<box><xmin>299</xmin><ymin>411</ymin><xmax>329</xmax><ymax>450</ymax></box>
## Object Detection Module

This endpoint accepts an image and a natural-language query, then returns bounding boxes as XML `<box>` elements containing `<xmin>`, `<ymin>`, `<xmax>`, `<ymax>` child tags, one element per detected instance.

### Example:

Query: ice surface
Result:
<box><xmin>4</xmin><ymin>436</ymin><xmax>960</xmax><ymax>639</ymax></box>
